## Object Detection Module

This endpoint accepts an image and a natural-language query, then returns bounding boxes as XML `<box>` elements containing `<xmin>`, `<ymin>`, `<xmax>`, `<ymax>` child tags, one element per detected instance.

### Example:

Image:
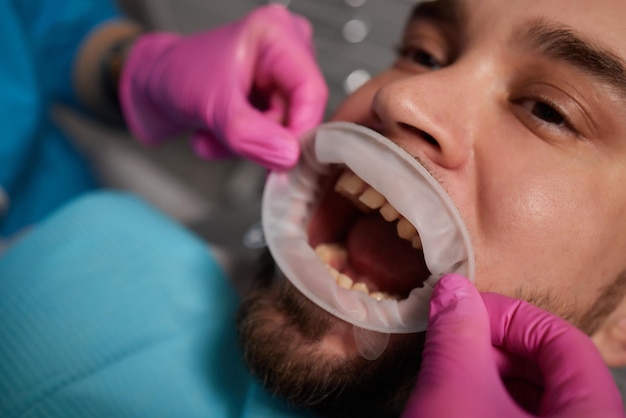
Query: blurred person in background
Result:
<box><xmin>0</xmin><ymin>1</ymin><xmax>326</xmax><ymax>238</ymax></box>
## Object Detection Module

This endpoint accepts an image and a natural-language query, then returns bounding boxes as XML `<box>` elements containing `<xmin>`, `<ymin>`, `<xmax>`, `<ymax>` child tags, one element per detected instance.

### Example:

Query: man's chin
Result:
<box><xmin>236</xmin><ymin>278</ymin><xmax>426</xmax><ymax>418</ymax></box>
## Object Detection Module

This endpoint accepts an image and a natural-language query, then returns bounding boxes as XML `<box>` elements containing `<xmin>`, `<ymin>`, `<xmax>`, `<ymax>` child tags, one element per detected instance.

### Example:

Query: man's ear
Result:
<box><xmin>592</xmin><ymin>295</ymin><xmax>626</xmax><ymax>367</ymax></box>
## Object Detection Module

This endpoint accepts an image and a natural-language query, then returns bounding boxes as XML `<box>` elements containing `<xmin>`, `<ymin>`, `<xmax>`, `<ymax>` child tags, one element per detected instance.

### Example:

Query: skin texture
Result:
<box><xmin>238</xmin><ymin>0</ymin><xmax>626</xmax><ymax>416</ymax></box>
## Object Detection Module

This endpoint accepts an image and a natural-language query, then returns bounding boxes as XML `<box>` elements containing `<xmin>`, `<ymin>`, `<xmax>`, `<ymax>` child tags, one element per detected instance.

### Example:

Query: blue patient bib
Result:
<box><xmin>0</xmin><ymin>192</ymin><xmax>310</xmax><ymax>418</ymax></box>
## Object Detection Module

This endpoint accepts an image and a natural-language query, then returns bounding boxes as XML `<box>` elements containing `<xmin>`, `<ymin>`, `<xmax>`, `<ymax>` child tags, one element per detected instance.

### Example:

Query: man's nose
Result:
<box><xmin>372</xmin><ymin>67</ymin><xmax>480</xmax><ymax>171</ymax></box>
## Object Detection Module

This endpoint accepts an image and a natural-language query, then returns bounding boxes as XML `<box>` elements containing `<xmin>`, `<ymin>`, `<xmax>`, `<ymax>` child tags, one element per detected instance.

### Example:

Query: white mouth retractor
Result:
<box><xmin>262</xmin><ymin>122</ymin><xmax>474</xmax><ymax>348</ymax></box>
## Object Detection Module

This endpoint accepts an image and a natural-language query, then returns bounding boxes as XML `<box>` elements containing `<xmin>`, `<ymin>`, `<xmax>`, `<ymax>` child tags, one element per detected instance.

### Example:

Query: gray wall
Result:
<box><xmin>119</xmin><ymin>0</ymin><xmax>416</xmax><ymax>115</ymax></box>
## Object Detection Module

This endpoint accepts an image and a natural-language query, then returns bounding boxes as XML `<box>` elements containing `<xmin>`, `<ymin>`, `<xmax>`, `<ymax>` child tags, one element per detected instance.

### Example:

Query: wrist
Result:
<box><xmin>74</xmin><ymin>20</ymin><xmax>143</xmax><ymax>122</ymax></box>
<box><xmin>100</xmin><ymin>35</ymin><xmax>141</xmax><ymax>120</ymax></box>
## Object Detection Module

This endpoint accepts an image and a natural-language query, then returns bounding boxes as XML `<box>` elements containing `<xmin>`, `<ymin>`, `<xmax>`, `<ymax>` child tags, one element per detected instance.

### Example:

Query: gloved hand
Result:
<box><xmin>120</xmin><ymin>5</ymin><xmax>328</xmax><ymax>170</ymax></box>
<box><xmin>402</xmin><ymin>274</ymin><xmax>625</xmax><ymax>418</ymax></box>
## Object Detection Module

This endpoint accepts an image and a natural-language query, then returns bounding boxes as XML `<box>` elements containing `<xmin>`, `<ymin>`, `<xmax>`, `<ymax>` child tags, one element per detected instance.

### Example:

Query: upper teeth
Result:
<box><xmin>262</xmin><ymin>122</ymin><xmax>475</xmax><ymax>333</ymax></box>
<box><xmin>334</xmin><ymin>168</ymin><xmax>422</xmax><ymax>250</ymax></box>
<box><xmin>311</xmin><ymin>168</ymin><xmax>425</xmax><ymax>302</ymax></box>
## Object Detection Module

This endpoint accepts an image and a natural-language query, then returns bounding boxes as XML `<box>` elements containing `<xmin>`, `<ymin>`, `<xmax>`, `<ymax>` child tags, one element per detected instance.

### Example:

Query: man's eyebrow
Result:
<box><xmin>515</xmin><ymin>18</ymin><xmax>626</xmax><ymax>98</ymax></box>
<box><xmin>411</xmin><ymin>0</ymin><xmax>466</xmax><ymax>27</ymax></box>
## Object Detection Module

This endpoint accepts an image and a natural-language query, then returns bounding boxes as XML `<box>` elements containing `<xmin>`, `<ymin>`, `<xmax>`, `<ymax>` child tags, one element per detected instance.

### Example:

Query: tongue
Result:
<box><xmin>345</xmin><ymin>215</ymin><xmax>429</xmax><ymax>296</ymax></box>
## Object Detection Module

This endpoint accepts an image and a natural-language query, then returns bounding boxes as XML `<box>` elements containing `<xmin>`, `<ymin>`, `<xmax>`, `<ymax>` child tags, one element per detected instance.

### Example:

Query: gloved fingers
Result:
<box><xmin>194</xmin><ymin>91</ymin><xmax>299</xmax><ymax>169</ymax></box>
<box><xmin>256</xmin><ymin>56</ymin><xmax>327</xmax><ymax>137</ymax></box>
<box><xmin>403</xmin><ymin>274</ymin><xmax>511</xmax><ymax>417</ymax></box>
<box><xmin>222</xmin><ymin>106</ymin><xmax>300</xmax><ymax>170</ymax></box>
<box><xmin>424</xmin><ymin>274</ymin><xmax>501</xmax><ymax>383</ymax></box>
<box><xmin>290</xmin><ymin>14</ymin><xmax>315</xmax><ymax>53</ymax></box>
<box><xmin>119</xmin><ymin>32</ymin><xmax>187</xmax><ymax>143</ymax></box>
<box><xmin>252</xmin><ymin>23</ymin><xmax>328</xmax><ymax>136</ymax></box>
<box><xmin>501</xmin><ymin>378</ymin><xmax>544</xmax><ymax>416</ymax></box>
<box><xmin>285</xmin><ymin>79</ymin><xmax>327</xmax><ymax>138</ymax></box>
<box><xmin>261</xmin><ymin>90</ymin><xmax>288</xmax><ymax>126</ymax></box>
<box><xmin>248</xmin><ymin>5</ymin><xmax>315</xmax><ymax>51</ymax></box>
<box><xmin>191</xmin><ymin>131</ymin><xmax>235</xmax><ymax>160</ymax></box>
<box><xmin>493</xmin><ymin>345</ymin><xmax>543</xmax><ymax>387</ymax></box>
<box><xmin>493</xmin><ymin>346</ymin><xmax>544</xmax><ymax>414</ymax></box>
<box><xmin>482</xmin><ymin>293</ymin><xmax>624</xmax><ymax>417</ymax></box>
<box><xmin>255</xmin><ymin>77</ymin><xmax>325</xmax><ymax>138</ymax></box>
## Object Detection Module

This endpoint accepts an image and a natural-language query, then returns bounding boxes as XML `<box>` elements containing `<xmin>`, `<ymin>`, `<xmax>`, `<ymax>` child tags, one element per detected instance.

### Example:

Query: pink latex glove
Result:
<box><xmin>402</xmin><ymin>274</ymin><xmax>625</xmax><ymax>418</ymax></box>
<box><xmin>120</xmin><ymin>5</ymin><xmax>328</xmax><ymax>170</ymax></box>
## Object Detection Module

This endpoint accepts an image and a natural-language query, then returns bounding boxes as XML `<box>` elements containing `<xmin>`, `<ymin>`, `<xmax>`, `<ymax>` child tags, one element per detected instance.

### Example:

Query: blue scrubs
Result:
<box><xmin>1</xmin><ymin>1</ymin><xmax>118</xmax><ymax>236</ymax></box>
<box><xmin>0</xmin><ymin>192</ymin><xmax>311</xmax><ymax>417</ymax></box>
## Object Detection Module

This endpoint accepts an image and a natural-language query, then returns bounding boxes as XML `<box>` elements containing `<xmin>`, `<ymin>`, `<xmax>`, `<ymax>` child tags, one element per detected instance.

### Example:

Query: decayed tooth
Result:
<box><xmin>358</xmin><ymin>187</ymin><xmax>386</xmax><ymax>209</ymax></box>
<box><xmin>412</xmin><ymin>234</ymin><xmax>423</xmax><ymax>250</ymax></box>
<box><xmin>335</xmin><ymin>170</ymin><xmax>366</xmax><ymax>196</ymax></box>
<box><xmin>352</xmin><ymin>282</ymin><xmax>369</xmax><ymax>294</ymax></box>
<box><xmin>397</xmin><ymin>218</ymin><xmax>418</xmax><ymax>240</ymax></box>
<box><xmin>315</xmin><ymin>243</ymin><xmax>348</xmax><ymax>269</ymax></box>
<box><xmin>337</xmin><ymin>274</ymin><xmax>354</xmax><ymax>290</ymax></box>
<box><xmin>380</xmin><ymin>203</ymin><xmax>400</xmax><ymax>222</ymax></box>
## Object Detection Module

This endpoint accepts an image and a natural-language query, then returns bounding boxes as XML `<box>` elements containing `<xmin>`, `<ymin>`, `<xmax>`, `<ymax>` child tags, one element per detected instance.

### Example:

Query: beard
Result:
<box><xmin>235</xmin><ymin>248</ymin><xmax>626</xmax><ymax>418</ymax></box>
<box><xmin>236</xmin><ymin>254</ymin><xmax>426</xmax><ymax>418</ymax></box>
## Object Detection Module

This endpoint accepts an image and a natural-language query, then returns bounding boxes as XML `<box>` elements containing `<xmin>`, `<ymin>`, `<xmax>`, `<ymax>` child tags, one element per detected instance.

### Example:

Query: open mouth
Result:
<box><xmin>308</xmin><ymin>167</ymin><xmax>431</xmax><ymax>302</ymax></box>
<box><xmin>262</xmin><ymin>122</ymin><xmax>474</xmax><ymax>333</ymax></box>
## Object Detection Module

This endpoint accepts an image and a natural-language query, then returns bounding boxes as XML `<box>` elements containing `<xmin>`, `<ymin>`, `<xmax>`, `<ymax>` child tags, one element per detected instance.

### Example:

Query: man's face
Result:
<box><xmin>238</xmin><ymin>0</ymin><xmax>626</xmax><ymax>416</ymax></box>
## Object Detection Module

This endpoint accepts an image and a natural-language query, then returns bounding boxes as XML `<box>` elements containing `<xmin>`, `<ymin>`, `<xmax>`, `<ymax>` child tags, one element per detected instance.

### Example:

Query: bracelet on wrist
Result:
<box><xmin>100</xmin><ymin>35</ymin><xmax>139</xmax><ymax>120</ymax></box>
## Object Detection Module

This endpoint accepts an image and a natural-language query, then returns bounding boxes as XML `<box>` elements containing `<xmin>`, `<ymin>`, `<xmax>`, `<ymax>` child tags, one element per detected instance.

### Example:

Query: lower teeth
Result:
<box><xmin>315</xmin><ymin>243</ymin><xmax>399</xmax><ymax>301</ymax></box>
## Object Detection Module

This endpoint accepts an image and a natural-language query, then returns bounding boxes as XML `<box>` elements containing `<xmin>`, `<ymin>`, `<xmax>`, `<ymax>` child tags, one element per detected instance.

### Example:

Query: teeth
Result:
<box><xmin>334</xmin><ymin>169</ymin><xmax>424</xmax><ymax>245</ymax></box>
<box><xmin>358</xmin><ymin>188</ymin><xmax>386</xmax><ymax>209</ymax></box>
<box><xmin>337</xmin><ymin>273</ymin><xmax>354</xmax><ymax>289</ymax></box>
<box><xmin>397</xmin><ymin>218</ymin><xmax>418</xmax><ymax>240</ymax></box>
<box><xmin>315</xmin><ymin>243</ymin><xmax>348</xmax><ymax>270</ymax></box>
<box><xmin>315</xmin><ymin>244</ymin><xmax>399</xmax><ymax>302</ymax></box>
<box><xmin>352</xmin><ymin>282</ymin><xmax>369</xmax><ymax>294</ymax></box>
<box><xmin>335</xmin><ymin>170</ymin><xmax>366</xmax><ymax>195</ymax></box>
<box><xmin>369</xmin><ymin>291</ymin><xmax>385</xmax><ymax>301</ymax></box>
<box><xmin>380</xmin><ymin>203</ymin><xmax>400</xmax><ymax>222</ymax></box>
<box><xmin>327</xmin><ymin>169</ymin><xmax>426</xmax><ymax>296</ymax></box>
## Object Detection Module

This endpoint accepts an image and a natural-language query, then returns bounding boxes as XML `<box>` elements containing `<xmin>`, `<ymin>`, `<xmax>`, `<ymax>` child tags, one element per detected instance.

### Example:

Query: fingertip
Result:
<box><xmin>429</xmin><ymin>274</ymin><xmax>483</xmax><ymax>324</ymax></box>
<box><xmin>258</xmin><ymin>143</ymin><xmax>300</xmax><ymax>171</ymax></box>
<box><xmin>226</xmin><ymin>108</ymin><xmax>304</xmax><ymax>169</ymax></box>
<box><xmin>292</xmin><ymin>14</ymin><xmax>314</xmax><ymax>42</ymax></box>
<box><xmin>235</xmin><ymin>131</ymin><xmax>300</xmax><ymax>171</ymax></box>
<box><xmin>432</xmin><ymin>273</ymin><xmax>475</xmax><ymax>300</ymax></box>
<box><xmin>288</xmin><ymin>90</ymin><xmax>328</xmax><ymax>135</ymax></box>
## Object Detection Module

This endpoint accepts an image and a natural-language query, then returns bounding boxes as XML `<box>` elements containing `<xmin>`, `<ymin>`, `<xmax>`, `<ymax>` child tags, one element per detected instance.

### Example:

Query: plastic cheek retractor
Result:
<box><xmin>262</xmin><ymin>122</ymin><xmax>475</xmax><ymax>359</ymax></box>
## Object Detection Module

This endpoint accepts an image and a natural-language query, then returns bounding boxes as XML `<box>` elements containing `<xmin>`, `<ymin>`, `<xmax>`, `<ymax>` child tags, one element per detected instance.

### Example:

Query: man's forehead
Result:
<box><xmin>411</xmin><ymin>0</ymin><xmax>464</xmax><ymax>25</ymax></box>
<box><xmin>412</xmin><ymin>0</ymin><xmax>462</xmax><ymax>19</ymax></box>
<box><xmin>411</xmin><ymin>0</ymin><xmax>626</xmax><ymax>27</ymax></box>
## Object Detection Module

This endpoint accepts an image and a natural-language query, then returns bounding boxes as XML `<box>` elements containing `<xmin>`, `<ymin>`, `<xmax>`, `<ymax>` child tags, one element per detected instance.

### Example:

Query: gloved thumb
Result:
<box><xmin>222</xmin><ymin>107</ymin><xmax>301</xmax><ymax>170</ymax></box>
<box><xmin>402</xmin><ymin>274</ymin><xmax>512</xmax><ymax>417</ymax></box>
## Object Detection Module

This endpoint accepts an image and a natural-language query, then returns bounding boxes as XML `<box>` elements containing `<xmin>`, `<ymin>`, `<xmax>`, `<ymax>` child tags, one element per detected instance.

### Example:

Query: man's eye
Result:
<box><xmin>517</xmin><ymin>98</ymin><xmax>568</xmax><ymax>127</ymax></box>
<box><xmin>531</xmin><ymin>102</ymin><xmax>566</xmax><ymax>126</ymax></box>
<box><xmin>398</xmin><ymin>46</ymin><xmax>442</xmax><ymax>70</ymax></box>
